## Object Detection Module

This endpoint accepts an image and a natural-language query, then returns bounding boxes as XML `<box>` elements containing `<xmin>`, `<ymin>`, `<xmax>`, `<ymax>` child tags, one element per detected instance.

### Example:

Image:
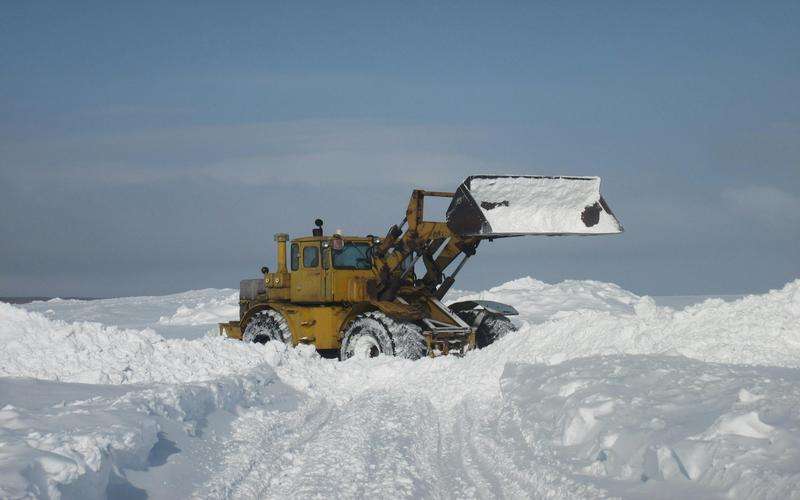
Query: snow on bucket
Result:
<box><xmin>446</xmin><ymin>175</ymin><xmax>623</xmax><ymax>237</ymax></box>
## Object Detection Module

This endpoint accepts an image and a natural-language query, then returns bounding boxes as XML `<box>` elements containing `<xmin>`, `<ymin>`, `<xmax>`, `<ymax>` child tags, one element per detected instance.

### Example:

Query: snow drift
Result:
<box><xmin>0</xmin><ymin>302</ymin><xmax>278</xmax><ymax>384</ymax></box>
<box><xmin>500</xmin><ymin>355</ymin><xmax>800</xmax><ymax>499</ymax></box>
<box><xmin>4</xmin><ymin>278</ymin><xmax>798</xmax><ymax>386</ymax></box>
<box><xmin>447</xmin><ymin>276</ymin><xmax>641</xmax><ymax>323</ymax></box>
<box><xmin>0</xmin><ymin>365</ymin><xmax>291</xmax><ymax>499</ymax></box>
<box><xmin>1</xmin><ymin>277</ymin><xmax>799</xmax><ymax>499</ymax></box>
<box><xmin>157</xmin><ymin>292</ymin><xmax>238</xmax><ymax>326</ymax></box>
<box><xmin>495</xmin><ymin>278</ymin><xmax>800</xmax><ymax>368</ymax></box>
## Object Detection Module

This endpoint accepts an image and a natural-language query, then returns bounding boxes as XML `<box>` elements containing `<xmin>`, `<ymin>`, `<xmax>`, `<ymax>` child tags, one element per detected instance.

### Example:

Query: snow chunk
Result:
<box><xmin>703</xmin><ymin>411</ymin><xmax>775</xmax><ymax>440</ymax></box>
<box><xmin>563</xmin><ymin>400</ymin><xmax>615</xmax><ymax>446</ymax></box>
<box><xmin>738</xmin><ymin>388</ymin><xmax>765</xmax><ymax>404</ymax></box>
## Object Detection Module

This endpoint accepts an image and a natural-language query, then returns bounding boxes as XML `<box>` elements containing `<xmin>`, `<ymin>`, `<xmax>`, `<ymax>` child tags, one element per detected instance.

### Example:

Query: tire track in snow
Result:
<box><xmin>196</xmin><ymin>353</ymin><xmax>605</xmax><ymax>499</ymax></box>
<box><xmin>200</xmin><ymin>396</ymin><xmax>334</xmax><ymax>498</ymax></box>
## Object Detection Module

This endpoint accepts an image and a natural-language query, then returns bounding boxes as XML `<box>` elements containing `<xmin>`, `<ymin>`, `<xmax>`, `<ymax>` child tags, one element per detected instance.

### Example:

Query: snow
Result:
<box><xmin>465</xmin><ymin>176</ymin><xmax>623</xmax><ymax>234</ymax></box>
<box><xmin>0</xmin><ymin>365</ymin><xmax>289</xmax><ymax>499</ymax></box>
<box><xmin>22</xmin><ymin>289</ymin><xmax>238</xmax><ymax>340</ymax></box>
<box><xmin>0</xmin><ymin>302</ymin><xmax>279</xmax><ymax>384</ymax></box>
<box><xmin>705</xmin><ymin>411</ymin><xmax>775</xmax><ymax>439</ymax></box>
<box><xmin>481</xmin><ymin>278</ymin><xmax>800</xmax><ymax>368</ymax></box>
<box><xmin>1</xmin><ymin>277</ymin><xmax>799</xmax><ymax>499</ymax></box>
<box><xmin>157</xmin><ymin>292</ymin><xmax>239</xmax><ymax>326</ymax></box>
<box><xmin>500</xmin><ymin>356</ymin><xmax>800</xmax><ymax>498</ymax></box>
<box><xmin>446</xmin><ymin>276</ymin><xmax>640</xmax><ymax>323</ymax></box>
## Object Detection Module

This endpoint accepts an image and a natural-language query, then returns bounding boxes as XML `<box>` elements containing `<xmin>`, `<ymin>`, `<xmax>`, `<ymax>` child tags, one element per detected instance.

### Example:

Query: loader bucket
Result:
<box><xmin>446</xmin><ymin>175</ymin><xmax>623</xmax><ymax>237</ymax></box>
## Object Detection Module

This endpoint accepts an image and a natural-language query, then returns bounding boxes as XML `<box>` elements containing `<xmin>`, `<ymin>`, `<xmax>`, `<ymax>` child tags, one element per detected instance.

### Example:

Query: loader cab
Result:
<box><xmin>288</xmin><ymin>234</ymin><xmax>375</xmax><ymax>303</ymax></box>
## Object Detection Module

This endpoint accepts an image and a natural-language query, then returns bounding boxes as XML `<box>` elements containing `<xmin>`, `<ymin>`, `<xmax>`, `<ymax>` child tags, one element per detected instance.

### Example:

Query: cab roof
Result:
<box><xmin>291</xmin><ymin>235</ymin><xmax>372</xmax><ymax>243</ymax></box>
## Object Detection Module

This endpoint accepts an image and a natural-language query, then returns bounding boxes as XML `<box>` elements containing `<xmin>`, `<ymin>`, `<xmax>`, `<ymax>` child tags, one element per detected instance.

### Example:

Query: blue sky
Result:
<box><xmin>1</xmin><ymin>1</ymin><xmax>798</xmax><ymax>297</ymax></box>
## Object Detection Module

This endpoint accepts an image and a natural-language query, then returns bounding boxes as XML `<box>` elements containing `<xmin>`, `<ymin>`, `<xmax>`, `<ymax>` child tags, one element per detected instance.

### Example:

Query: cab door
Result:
<box><xmin>291</xmin><ymin>242</ymin><xmax>323</xmax><ymax>302</ymax></box>
<box><xmin>321</xmin><ymin>245</ymin><xmax>334</xmax><ymax>301</ymax></box>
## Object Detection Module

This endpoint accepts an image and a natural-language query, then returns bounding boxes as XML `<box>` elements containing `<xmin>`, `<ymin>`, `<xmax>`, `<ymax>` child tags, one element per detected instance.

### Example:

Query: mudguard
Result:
<box><xmin>448</xmin><ymin>300</ymin><xmax>519</xmax><ymax>316</ymax></box>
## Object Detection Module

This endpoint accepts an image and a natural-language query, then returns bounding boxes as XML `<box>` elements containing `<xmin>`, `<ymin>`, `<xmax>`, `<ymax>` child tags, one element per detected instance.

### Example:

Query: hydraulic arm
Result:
<box><xmin>370</xmin><ymin>176</ymin><xmax>623</xmax><ymax>302</ymax></box>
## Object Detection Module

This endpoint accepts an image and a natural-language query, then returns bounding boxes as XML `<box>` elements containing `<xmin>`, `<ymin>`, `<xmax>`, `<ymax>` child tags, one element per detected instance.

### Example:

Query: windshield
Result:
<box><xmin>332</xmin><ymin>242</ymin><xmax>372</xmax><ymax>270</ymax></box>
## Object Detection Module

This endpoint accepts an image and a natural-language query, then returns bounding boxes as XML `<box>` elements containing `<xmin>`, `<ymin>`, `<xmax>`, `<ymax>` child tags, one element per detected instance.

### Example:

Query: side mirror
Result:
<box><xmin>261</xmin><ymin>266</ymin><xmax>269</xmax><ymax>274</ymax></box>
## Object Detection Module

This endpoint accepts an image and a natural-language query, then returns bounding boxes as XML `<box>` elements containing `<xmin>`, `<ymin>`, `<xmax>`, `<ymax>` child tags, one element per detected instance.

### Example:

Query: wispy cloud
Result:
<box><xmin>3</xmin><ymin>119</ymin><xmax>502</xmax><ymax>189</ymax></box>
<box><xmin>721</xmin><ymin>185</ymin><xmax>800</xmax><ymax>225</ymax></box>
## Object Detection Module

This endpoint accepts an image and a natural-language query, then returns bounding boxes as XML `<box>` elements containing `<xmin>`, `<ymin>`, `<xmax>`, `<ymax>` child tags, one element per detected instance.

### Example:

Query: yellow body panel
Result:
<box><xmin>270</xmin><ymin>303</ymin><xmax>352</xmax><ymax>349</ymax></box>
<box><xmin>223</xmin><ymin>302</ymin><xmax>359</xmax><ymax>350</ymax></box>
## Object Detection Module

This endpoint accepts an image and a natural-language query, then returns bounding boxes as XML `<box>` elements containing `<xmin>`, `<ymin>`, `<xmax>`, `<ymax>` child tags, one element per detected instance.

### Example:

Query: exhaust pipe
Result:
<box><xmin>274</xmin><ymin>233</ymin><xmax>289</xmax><ymax>273</ymax></box>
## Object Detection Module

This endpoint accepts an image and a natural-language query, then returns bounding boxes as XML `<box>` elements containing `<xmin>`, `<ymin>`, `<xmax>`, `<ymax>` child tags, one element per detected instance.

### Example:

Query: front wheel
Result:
<box><xmin>242</xmin><ymin>309</ymin><xmax>291</xmax><ymax>345</ymax></box>
<box><xmin>455</xmin><ymin>310</ymin><xmax>517</xmax><ymax>348</ymax></box>
<box><xmin>339</xmin><ymin>312</ymin><xmax>426</xmax><ymax>361</ymax></box>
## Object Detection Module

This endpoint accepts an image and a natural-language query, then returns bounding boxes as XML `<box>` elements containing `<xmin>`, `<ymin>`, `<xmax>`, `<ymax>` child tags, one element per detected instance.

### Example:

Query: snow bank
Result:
<box><xmin>22</xmin><ymin>288</ymin><xmax>238</xmax><ymax>340</ymax></box>
<box><xmin>500</xmin><ymin>355</ymin><xmax>800</xmax><ymax>499</ymax></box>
<box><xmin>3</xmin><ymin>277</ymin><xmax>799</xmax><ymax>385</ymax></box>
<box><xmin>447</xmin><ymin>276</ymin><xmax>640</xmax><ymax>323</ymax></box>
<box><xmin>157</xmin><ymin>292</ymin><xmax>238</xmax><ymax>326</ymax></box>
<box><xmin>0</xmin><ymin>302</ymin><xmax>280</xmax><ymax>384</ymax></box>
<box><xmin>490</xmin><ymin>279</ymin><xmax>800</xmax><ymax>368</ymax></box>
<box><xmin>0</xmin><ymin>391</ymin><xmax>160</xmax><ymax>499</ymax></box>
<box><xmin>0</xmin><ymin>366</ymin><xmax>290</xmax><ymax>499</ymax></box>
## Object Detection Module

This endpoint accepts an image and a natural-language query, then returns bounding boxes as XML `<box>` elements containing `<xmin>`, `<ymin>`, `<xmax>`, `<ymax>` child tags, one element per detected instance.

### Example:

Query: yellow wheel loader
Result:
<box><xmin>219</xmin><ymin>175</ymin><xmax>623</xmax><ymax>360</ymax></box>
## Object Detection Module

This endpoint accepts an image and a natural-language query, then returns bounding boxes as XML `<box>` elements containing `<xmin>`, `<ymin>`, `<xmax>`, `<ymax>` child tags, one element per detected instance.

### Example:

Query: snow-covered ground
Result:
<box><xmin>20</xmin><ymin>289</ymin><xmax>239</xmax><ymax>340</ymax></box>
<box><xmin>1</xmin><ymin>277</ymin><xmax>799</xmax><ymax>499</ymax></box>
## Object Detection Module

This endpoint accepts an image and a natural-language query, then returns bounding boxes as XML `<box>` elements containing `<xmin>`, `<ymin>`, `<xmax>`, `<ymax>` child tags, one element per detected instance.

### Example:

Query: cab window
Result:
<box><xmin>303</xmin><ymin>246</ymin><xmax>319</xmax><ymax>268</ymax></box>
<box><xmin>290</xmin><ymin>243</ymin><xmax>299</xmax><ymax>271</ymax></box>
<box><xmin>333</xmin><ymin>242</ymin><xmax>372</xmax><ymax>270</ymax></box>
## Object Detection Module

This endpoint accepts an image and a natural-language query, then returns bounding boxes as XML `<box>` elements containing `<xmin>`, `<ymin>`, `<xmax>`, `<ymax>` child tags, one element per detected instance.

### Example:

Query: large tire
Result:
<box><xmin>340</xmin><ymin>312</ymin><xmax>426</xmax><ymax>361</ymax></box>
<box><xmin>455</xmin><ymin>310</ymin><xmax>517</xmax><ymax>349</ymax></box>
<box><xmin>242</xmin><ymin>309</ymin><xmax>291</xmax><ymax>345</ymax></box>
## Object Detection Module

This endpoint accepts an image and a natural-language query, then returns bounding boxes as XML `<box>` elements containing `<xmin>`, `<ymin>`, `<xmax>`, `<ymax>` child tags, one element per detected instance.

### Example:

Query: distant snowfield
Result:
<box><xmin>1</xmin><ymin>277</ymin><xmax>799</xmax><ymax>499</ymax></box>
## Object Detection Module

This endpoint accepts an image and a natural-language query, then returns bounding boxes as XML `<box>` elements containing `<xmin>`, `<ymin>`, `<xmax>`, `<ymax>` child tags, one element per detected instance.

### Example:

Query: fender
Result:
<box><xmin>447</xmin><ymin>299</ymin><xmax>519</xmax><ymax>316</ymax></box>
<box><xmin>239</xmin><ymin>303</ymin><xmax>276</xmax><ymax>334</ymax></box>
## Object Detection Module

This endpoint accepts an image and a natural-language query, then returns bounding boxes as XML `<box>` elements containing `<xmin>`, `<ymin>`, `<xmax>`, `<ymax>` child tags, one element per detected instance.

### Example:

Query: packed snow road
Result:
<box><xmin>1</xmin><ymin>277</ymin><xmax>799</xmax><ymax>499</ymax></box>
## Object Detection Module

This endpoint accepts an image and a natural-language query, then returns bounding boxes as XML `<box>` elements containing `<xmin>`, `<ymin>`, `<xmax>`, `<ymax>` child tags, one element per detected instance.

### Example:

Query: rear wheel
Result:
<box><xmin>340</xmin><ymin>312</ymin><xmax>426</xmax><ymax>361</ymax></box>
<box><xmin>455</xmin><ymin>310</ymin><xmax>517</xmax><ymax>348</ymax></box>
<box><xmin>242</xmin><ymin>309</ymin><xmax>291</xmax><ymax>345</ymax></box>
